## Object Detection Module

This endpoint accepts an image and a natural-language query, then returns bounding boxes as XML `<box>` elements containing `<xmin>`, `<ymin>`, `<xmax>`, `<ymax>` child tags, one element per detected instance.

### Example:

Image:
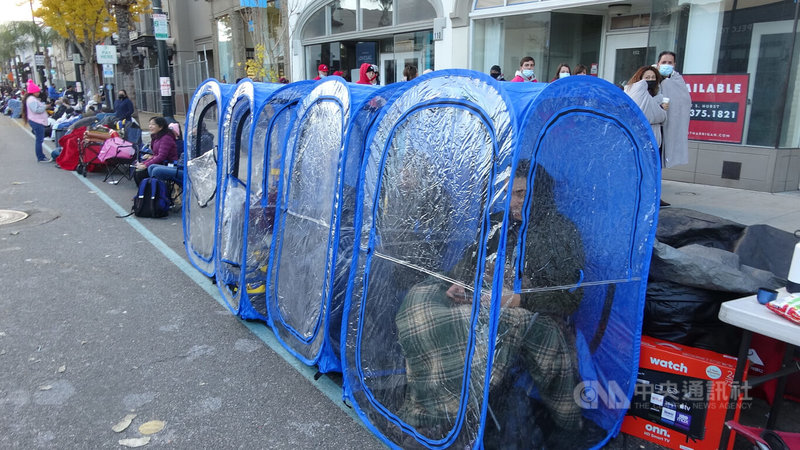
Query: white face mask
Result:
<box><xmin>559</xmin><ymin>72</ymin><xmax>570</xmax><ymax>79</ymax></box>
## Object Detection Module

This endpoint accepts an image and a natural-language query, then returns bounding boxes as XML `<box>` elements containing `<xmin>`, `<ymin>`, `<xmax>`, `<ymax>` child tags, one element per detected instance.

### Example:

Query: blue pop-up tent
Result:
<box><xmin>214</xmin><ymin>79</ymin><xmax>281</xmax><ymax>314</ymax></box>
<box><xmin>265</xmin><ymin>77</ymin><xmax>378</xmax><ymax>373</ymax></box>
<box><xmin>183</xmin><ymin>79</ymin><xmax>236</xmax><ymax>277</ymax></box>
<box><xmin>503</xmin><ymin>75</ymin><xmax>660</xmax><ymax>447</ymax></box>
<box><xmin>340</xmin><ymin>71</ymin><xmax>660</xmax><ymax>449</ymax></box>
<box><xmin>237</xmin><ymin>80</ymin><xmax>315</xmax><ymax>322</ymax></box>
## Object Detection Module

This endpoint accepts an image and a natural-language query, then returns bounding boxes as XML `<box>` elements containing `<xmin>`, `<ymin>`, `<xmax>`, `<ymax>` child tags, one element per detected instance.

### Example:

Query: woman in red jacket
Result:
<box><xmin>357</xmin><ymin>63</ymin><xmax>379</xmax><ymax>85</ymax></box>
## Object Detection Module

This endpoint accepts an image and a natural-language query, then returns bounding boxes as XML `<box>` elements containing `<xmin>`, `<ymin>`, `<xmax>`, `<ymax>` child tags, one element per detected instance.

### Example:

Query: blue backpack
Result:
<box><xmin>132</xmin><ymin>178</ymin><xmax>172</xmax><ymax>218</ymax></box>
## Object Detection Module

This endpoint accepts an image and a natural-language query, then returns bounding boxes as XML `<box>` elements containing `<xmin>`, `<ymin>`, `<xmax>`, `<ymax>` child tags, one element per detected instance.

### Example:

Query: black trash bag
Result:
<box><xmin>644</xmin><ymin>280</ymin><xmax>742</xmax><ymax>354</ymax></box>
<box><xmin>656</xmin><ymin>207</ymin><xmax>746</xmax><ymax>251</ymax></box>
<box><xmin>644</xmin><ymin>208</ymin><xmax>794</xmax><ymax>354</ymax></box>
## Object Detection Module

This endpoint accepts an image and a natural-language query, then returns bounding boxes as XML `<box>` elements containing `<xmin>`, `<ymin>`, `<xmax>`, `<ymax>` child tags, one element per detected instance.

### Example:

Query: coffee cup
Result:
<box><xmin>662</xmin><ymin>97</ymin><xmax>670</xmax><ymax>105</ymax></box>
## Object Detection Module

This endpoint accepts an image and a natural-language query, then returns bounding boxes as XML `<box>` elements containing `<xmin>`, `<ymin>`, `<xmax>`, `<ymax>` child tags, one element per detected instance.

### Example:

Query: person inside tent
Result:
<box><xmin>395</xmin><ymin>160</ymin><xmax>585</xmax><ymax>442</ymax></box>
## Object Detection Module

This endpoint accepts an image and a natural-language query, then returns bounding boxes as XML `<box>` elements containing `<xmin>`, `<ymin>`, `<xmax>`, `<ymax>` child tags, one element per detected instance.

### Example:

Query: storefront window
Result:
<box><xmin>217</xmin><ymin>15</ymin><xmax>234</xmax><ymax>84</ymax></box>
<box><xmin>397</xmin><ymin>0</ymin><xmax>436</xmax><ymax>24</ymax></box>
<box><xmin>331</xmin><ymin>0</ymin><xmax>357</xmax><ymax>34</ymax></box>
<box><xmin>363</xmin><ymin>0</ymin><xmax>393</xmax><ymax>29</ymax></box>
<box><xmin>472</xmin><ymin>13</ymin><xmax>600</xmax><ymax>82</ymax></box>
<box><xmin>305</xmin><ymin>44</ymin><xmax>323</xmax><ymax>80</ymax></box>
<box><xmin>650</xmin><ymin>0</ymin><xmax>800</xmax><ymax>148</ymax></box>
<box><xmin>303</xmin><ymin>7</ymin><xmax>327</xmax><ymax>39</ymax></box>
<box><xmin>472</xmin><ymin>14</ymin><xmax>549</xmax><ymax>79</ymax></box>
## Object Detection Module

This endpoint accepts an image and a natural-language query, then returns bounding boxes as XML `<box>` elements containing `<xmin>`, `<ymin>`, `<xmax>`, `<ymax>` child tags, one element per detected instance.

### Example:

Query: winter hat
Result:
<box><xmin>26</xmin><ymin>79</ymin><xmax>40</xmax><ymax>94</ymax></box>
<box><xmin>168</xmin><ymin>122</ymin><xmax>181</xmax><ymax>138</ymax></box>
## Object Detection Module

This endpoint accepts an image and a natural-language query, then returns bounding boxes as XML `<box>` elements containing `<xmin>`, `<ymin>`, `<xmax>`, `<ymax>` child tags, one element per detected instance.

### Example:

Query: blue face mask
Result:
<box><xmin>659</xmin><ymin>64</ymin><xmax>674</xmax><ymax>77</ymax></box>
<box><xmin>522</xmin><ymin>69</ymin><xmax>535</xmax><ymax>79</ymax></box>
<box><xmin>559</xmin><ymin>72</ymin><xmax>570</xmax><ymax>79</ymax></box>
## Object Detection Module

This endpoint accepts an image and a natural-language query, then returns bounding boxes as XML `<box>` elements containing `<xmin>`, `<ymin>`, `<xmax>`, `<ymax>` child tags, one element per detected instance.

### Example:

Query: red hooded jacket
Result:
<box><xmin>357</xmin><ymin>63</ymin><xmax>377</xmax><ymax>85</ymax></box>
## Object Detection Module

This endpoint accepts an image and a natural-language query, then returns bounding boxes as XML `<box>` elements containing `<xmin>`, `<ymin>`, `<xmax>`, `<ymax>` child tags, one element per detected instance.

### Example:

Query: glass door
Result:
<box><xmin>743</xmin><ymin>20</ymin><xmax>794</xmax><ymax>147</ymax></box>
<box><xmin>379</xmin><ymin>52</ymin><xmax>419</xmax><ymax>85</ymax></box>
<box><xmin>602</xmin><ymin>31</ymin><xmax>652</xmax><ymax>88</ymax></box>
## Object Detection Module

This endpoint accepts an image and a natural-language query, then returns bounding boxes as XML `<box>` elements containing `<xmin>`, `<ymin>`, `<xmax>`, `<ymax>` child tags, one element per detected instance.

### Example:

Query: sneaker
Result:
<box><xmin>38</xmin><ymin>158</ymin><xmax>52</xmax><ymax>163</ymax></box>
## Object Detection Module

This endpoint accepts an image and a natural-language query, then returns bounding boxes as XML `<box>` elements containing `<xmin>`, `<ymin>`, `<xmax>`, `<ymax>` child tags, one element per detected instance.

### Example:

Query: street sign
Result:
<box><xmin>96</xmin><ymin>45</ymin><xmax>118</xmax><ymax>64</ymax></box>
<box><xmin>34</xmin><ymin>54</ymin><xmax>45</xmax><ymax>67</ymax></box>
<box><xmin>103</xmin><ymin>64</ymin><xmax>114</xmax><ymax>79</ymax></box>
<box><xmin>160</xmin><ymin>77</ymin><xmax>171</xmax><ymax>96</ymax></box>
<box><xmin>153</xmin><ymin>13</ymin><xmax>168</xmax><ymax>40</ymax></box>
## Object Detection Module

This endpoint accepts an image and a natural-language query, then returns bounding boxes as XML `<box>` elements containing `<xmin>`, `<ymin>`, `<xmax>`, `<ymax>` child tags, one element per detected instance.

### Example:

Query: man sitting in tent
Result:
<box><xmin>395</xmin><ymin>161</ymin><xmax>585</xmax><ymax>443</ymax></box>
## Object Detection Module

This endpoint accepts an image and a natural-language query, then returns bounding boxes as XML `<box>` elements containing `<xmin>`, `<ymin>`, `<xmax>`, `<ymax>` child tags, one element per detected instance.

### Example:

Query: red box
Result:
<box><xmin>620</xmin><ymin>336</ymin><xmax>744</xmax><ymax>450</ymax></box>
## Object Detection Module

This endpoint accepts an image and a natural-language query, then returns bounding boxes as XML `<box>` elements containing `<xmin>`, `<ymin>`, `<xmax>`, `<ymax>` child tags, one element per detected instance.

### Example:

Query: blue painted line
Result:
<box><xmin>18</xmin><ymin>119</ymin><xmax>365</xmax><ymax>430</ymax></box>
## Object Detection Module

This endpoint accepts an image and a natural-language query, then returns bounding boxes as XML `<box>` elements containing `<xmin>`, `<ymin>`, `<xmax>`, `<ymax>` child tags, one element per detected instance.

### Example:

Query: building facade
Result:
<box><xmin>286</xmin><ymin>0</ymin><xmax>800</xmax><ymax>192</ymax></box>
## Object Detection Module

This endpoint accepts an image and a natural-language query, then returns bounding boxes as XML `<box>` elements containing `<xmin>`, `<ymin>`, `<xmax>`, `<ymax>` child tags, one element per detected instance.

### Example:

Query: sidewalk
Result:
<box><xmin>662</xmin><ymin>179</ymin><xmax>800</xmax><ymax>234</ymax></box>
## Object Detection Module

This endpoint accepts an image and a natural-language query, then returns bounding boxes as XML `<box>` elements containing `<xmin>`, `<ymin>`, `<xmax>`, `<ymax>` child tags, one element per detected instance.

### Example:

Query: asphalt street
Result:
<box><xmin>0</xmin><ymin>116</ymin><xmax>385</xmax><ymax>448</ymax></box>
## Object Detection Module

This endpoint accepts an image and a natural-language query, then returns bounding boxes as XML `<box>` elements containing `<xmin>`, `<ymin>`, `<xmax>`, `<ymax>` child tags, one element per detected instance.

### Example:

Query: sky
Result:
<box><xmin>1</xmin><ymin>0</ymin><xmax>41</xmax><ymax>25</ymax></box>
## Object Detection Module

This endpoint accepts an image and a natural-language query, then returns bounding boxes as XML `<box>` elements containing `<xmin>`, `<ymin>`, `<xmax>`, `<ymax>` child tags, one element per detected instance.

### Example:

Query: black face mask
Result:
<box><xmin>118</xmin><ymin>94</ymin><xmax>126</xmax><ymax>99</ymax></box>
<box><xmin>490</xmin><ymin>72</ymin><xmax>500</xmax><ymax>79</ymax></box>
<box><xmin>646</xmin><ymin>80</ymin><xmax>658</xmax><ymax>92</ymax></box>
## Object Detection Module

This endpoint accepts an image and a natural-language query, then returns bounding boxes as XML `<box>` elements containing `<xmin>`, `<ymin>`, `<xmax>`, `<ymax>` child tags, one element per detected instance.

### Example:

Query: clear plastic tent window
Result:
<box><xmin>239</xmin><ymin>81</ymin><xmax>315</xmax><ymax>322</ymax></box>
<box><xmin>184</xmin><ymin>79</ymin><xmax>236</xmax><ymax>277</ymax></box>
<box><xmin>215</xmin><ymin>79</ymin><xmax>281</xmax><ymax>315</ymax></box>
<box><xmin>266</xmin><ymin>79</ymin><xmax>378</xmax><ymax>373</ymax></box>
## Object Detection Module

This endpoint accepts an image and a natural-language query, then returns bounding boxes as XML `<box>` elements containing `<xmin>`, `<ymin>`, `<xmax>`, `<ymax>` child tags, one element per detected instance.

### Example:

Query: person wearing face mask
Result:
<box><xmin>624</xmin><ymin>66</ymin><xmax>668</xmax><ymax>149</ymax></box>
<box><xmin>489</xmin><ymin>65</ymin><xmax>505</xmax><ymax>81</ymax></box>
<box><xmin>510</xmin><ymin>56</ymin><xmax>537</xmax><ymax>82</ymax></box>
<box><xmin>357</xmin><ymin>63</ymin><xmax>379</xmax><ymax>85</ymax></box>
<box><xmin>550</xmin><ymin>63</ymin><xmax>571</xmax><ymax>82</ymax></box>
<box><xmin>313</xmin><ymin>63</ymin><xmax>329</xmax><ymax>80</ymax></box>
<box><xmin>114</xmin><ymin>89</ymin><xmax>134</xmax><ymax>122</ymax></box>
<box><xmin>656</xmin><ymin>51</ymin><xmax>691</xmax><ymax>172</ymax></box>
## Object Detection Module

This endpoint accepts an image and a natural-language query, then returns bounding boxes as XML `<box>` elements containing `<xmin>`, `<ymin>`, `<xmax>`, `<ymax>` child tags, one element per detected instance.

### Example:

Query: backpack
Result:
<box><xmin>132</xmin><ymin>178</ymin><xmax>172</xmax><ymax>218</ymax></box>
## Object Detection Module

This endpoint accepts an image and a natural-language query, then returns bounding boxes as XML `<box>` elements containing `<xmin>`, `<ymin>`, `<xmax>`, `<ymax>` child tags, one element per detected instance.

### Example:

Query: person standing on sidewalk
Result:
<box><xmin>510</xmin><ymin>56</ymin><xmax>538</xmax><ymax>82</ymax></box>
<box><xmin>656</xmin><ymin>51</ymin><xmax>691</xmax><ymax>169</ymax></box>
<box><xmin>21</xmin><ymin>79</ymin><xmax>50</xmax><ymax>162</ymax></box>
<box><xmin>114</xmin><ymin>90</ymin><xmax>135</xmax><ymax>122</ymax></box>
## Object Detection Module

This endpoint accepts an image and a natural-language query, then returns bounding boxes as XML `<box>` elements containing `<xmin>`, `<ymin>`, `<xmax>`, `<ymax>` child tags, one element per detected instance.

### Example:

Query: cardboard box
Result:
<box><xmin>620</xmin><ymin>336</ymin><xmax>743</xmax><ymax>450</ymax></box>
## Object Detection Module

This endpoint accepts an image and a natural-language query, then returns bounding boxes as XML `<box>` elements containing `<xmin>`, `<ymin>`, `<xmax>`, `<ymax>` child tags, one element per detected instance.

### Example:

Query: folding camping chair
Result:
<box><xmin>100</xmin><ymin>121</ymin><xmax>143</xmax><ymax>184</ymax></box>
<box><xmin>726</xmin><ymin>421</ymin><xmax>800</xmax><ymax>449</ymax></box>
<box><xmin>76</xmin><ymin>128</ymin><xmax>112</xmax><ymax>176</ymax></box>
<box><xmin>100</xmin><ymin>138</ymin><xmax>139</xmax><ymax>184</ymax></box>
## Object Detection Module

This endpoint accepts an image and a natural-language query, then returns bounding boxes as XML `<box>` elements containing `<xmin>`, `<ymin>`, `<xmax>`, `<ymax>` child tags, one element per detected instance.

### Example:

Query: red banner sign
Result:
<box><xmin>682</xmin><ymin>74</ymin><xmax>750</xmax><ymax>144</ymax></box>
